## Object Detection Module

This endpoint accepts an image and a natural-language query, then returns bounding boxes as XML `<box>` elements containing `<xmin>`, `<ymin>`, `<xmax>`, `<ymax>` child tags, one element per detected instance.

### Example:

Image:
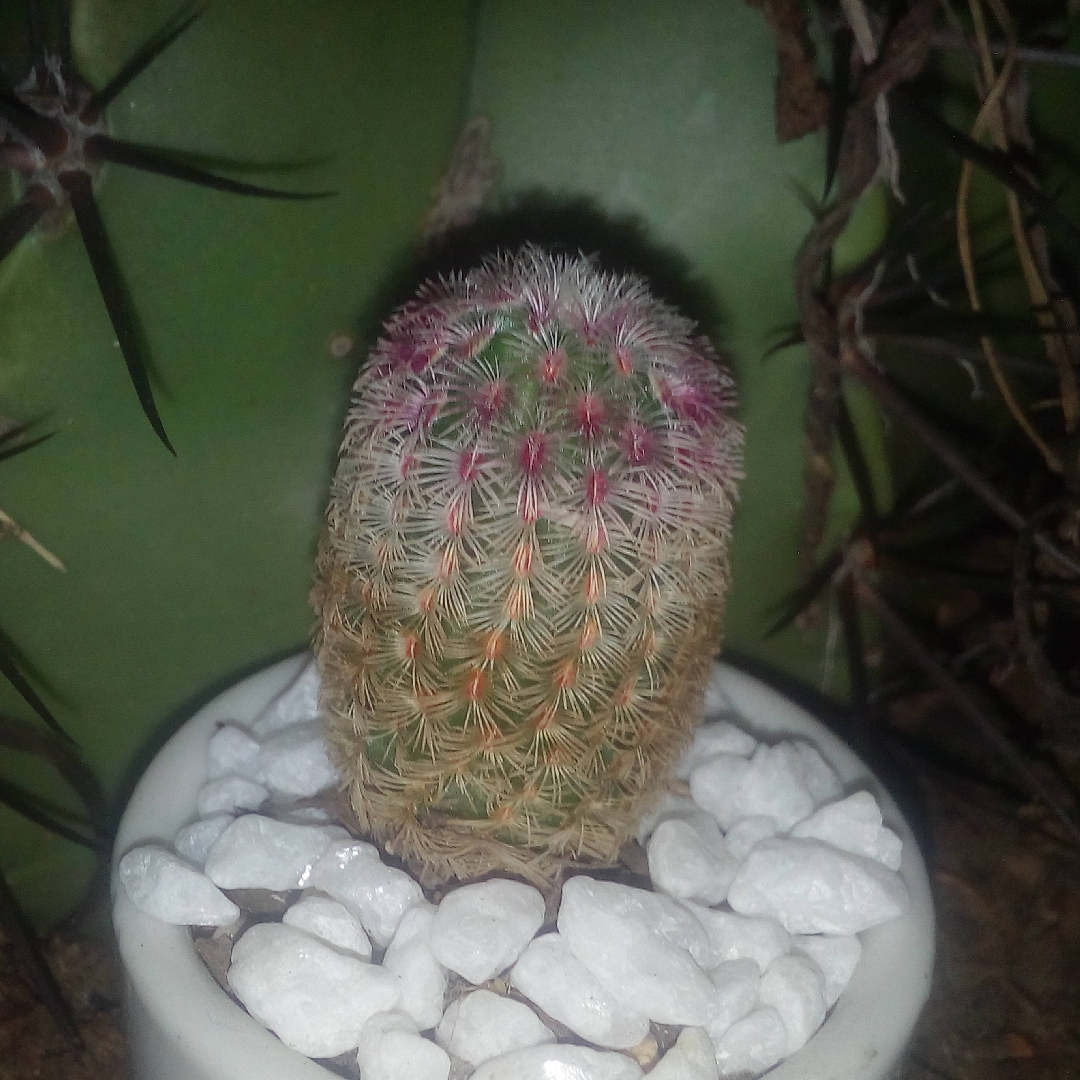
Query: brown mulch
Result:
<box><xmin>3</xmin><ymin>729</ymin><xmax>1080</xmax><ymax>1080</ymax></box>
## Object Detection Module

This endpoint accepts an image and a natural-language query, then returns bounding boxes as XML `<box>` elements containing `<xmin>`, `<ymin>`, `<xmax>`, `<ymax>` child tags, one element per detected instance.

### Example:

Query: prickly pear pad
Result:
<box><xmin>313</xmin><ymin>247</ymin><xmax>742</xmax><ymax>885</ymax></box>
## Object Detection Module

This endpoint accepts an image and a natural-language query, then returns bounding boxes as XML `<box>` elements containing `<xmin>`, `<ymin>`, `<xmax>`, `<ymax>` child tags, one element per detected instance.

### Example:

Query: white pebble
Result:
<box><xmin>174</xmin><ymin>814</ymin><xmax>233</xmax><ymax>867</ymax></box>
<box><xmin>430</xmin><ymin>879</ymin><xmax>545</xmax><ymax>985</ymax></box>
<box><xmin>688</xmin><ymin>754</ymin><xmax>752</xmax><ymax>830</ymax></box>
<box><xmin>227</xmin><ymin>922</ymin><xmax>400</xmax><ymax>1058</ymax></box>
<box><xmin>648</xmin><ymin>1026</ymin><xmax>719</xmax><ymax>1080</ymax></box>
<box><xmin>723</xmin><ymin>816</ymin><xmax>779</xmax><ymax>862</ymax></box>
<box><xmin>382</xmin><ymin>903</ymin><xmax>448</xmax><ymax>1030</ymax></box>
<box><xmin>686</xmin><ymin>905</ymin><xmax>790</xmax><ymax>971</ymax></box>
<box><xmin>791</xmin><ymin>791</ymin><xmax>903</xmax><ymax>870</ymax></box>
<box><xmin>727</xmin><ymin>837</ymin><xmax>908</xmax><ymax>935</ymax></box>
<box><xmin>251</xmin><ymin>656</ymin><xmax>322</xmax><ymax>737</ymax></box>
<box><xmin>195</xmin><ymin>775</ymin><xmax>268</xmax><ymax>817</ymax></box>
<box><xmin>759</xmin><ymin>954</ymin><xmax>826</xmax><ymax>1054</ymax></box>
<box><xmin>731</xmin><ymin>743</ymin><xmax>816</xmax><ymax>830</ymax></box>
<box><xmin>703</xmin><ymin>959</ymin><xmax>759</xmax><ymax>1047</ymax></box>
<box><xmin>648</xmin><ymin>814</ymin><xmax>740</xmax><ymax>906</ymax></box>
<box><xmin>207</xmin><ymin>724</ymin><xmax>261</xmax><ymax>780</ymax></box>
<box><xmin>790</xmin><ymin>741</ymin><xmax>844</xmax><ymax>806</ymax></box>
<box><xmin>712</xmin><ymin>1007</ymin><xmax>788</xmax><ymax>1078</ymax></box>
<box><xmin>791</xmin><ymin>934</ymin><xmax>862</xmax><ymax>1007</ymax></box>
<box><xmin>511</xmin><ymin>932</ymin><xmax>650</xmax><ymax>1049</ymax></box>
<box><xmin>557</xmin><ymin>877</ymin><xmax>715</xmax><ymax>1027</ymax></box>
<box><xmin>469</xmin><ymin>1044</ymin><xmax>643</xmax><ymax>1080</ymax></box>
<box><xmin>256</xmin><ymin>720</ymin><xmax>339</xmax><ymax>801</ymax></box>
<box><xmin>118</xmin><ymin>844</ymin><xmax>239</xmax><ymax>926</ymax></box>
<box><xmin>283</xmin><ymin>895</ymin><xmax>372</xmax><ymax>959</ymax></box>
<box><xmin>634</xmin><ymin>792</ymin><xmax>698</xmax><ymax>846</ymax></box>
<box><xmin>203</xmin><ymin>814</ymin><xmax>336</xmax><ymax>891</ymax></box>
<box><xmin>435</xmin><ymin>989</ymin><xmax>554</xmax><ymax>1066</ymax></box>
<box><xmin>674</xmin><ymin>721</ymin><xmax>757</xmax><ymax>779</ymax></box>
<box><xmin>310</xmin><ymin>841</ymin><xmax>424</xmax><ymax>946</ymax></box>
<box><xmin>357</xmin><ymin>1011</ymin><xmax>451</xmax><ymax>1080</ymax></box>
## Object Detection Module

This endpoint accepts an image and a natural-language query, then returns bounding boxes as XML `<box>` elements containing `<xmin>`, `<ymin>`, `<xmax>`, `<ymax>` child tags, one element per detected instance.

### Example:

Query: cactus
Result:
<box><xmin>313</xmin><ymin>246</ymin><xmax>742</xmax><ymax>885</ymax></box>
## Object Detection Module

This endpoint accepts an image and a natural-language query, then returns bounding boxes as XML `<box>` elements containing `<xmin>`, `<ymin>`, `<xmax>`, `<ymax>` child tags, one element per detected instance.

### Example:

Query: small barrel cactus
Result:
<box><xmin>313</xmin><ymin>246</ymin><xmax>743</xmax><ymax>885</ymax></box>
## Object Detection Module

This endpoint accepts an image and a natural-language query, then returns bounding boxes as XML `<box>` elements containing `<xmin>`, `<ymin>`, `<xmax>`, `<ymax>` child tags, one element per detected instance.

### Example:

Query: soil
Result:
<box><xmin>3</xmin><ymin>713</ymin><xmax>1079</xmax><ymax>1080</ymax></box>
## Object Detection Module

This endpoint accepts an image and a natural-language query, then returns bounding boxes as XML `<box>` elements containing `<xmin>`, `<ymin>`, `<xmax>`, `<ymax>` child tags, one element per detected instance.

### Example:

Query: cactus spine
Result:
<box><xmin>313</xmin><ymin>246</ymin><xmax>743</xmax><ymax>885</ymax></box>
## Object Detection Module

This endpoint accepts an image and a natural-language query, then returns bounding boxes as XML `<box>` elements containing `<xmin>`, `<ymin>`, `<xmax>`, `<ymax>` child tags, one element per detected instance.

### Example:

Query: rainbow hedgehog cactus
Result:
<box><xmin>312</xmin><ymin>246</ymin><xmax>743</xmax><ymax>886</ymax></box>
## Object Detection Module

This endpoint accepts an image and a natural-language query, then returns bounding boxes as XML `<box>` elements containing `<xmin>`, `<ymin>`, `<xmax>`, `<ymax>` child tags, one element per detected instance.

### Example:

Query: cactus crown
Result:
<box><xmin>313</xmin><ymin>246</ymin><xmax>743</xmax><ymax>886</ymax></box>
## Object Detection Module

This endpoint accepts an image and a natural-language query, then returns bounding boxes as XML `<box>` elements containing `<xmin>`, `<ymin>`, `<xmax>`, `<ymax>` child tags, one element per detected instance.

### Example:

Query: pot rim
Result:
<box><xmin>112</xmin><ymin>652</ymin><xmax>934</xmax><ymax>1080</ymax></box>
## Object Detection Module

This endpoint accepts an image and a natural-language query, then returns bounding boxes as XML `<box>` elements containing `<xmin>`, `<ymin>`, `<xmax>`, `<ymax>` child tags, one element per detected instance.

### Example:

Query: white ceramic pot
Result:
<box><xmin>113</xmin><ymin>653</ymin><xmax>934</xmax><ymax>1080</ymax></box>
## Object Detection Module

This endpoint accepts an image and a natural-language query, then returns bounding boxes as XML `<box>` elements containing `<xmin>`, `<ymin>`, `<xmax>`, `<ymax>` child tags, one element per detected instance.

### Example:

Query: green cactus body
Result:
<box><xmin>314</xmin><ymin>247</ymin><xmax>742</xmax><ymax>884</ymax></box>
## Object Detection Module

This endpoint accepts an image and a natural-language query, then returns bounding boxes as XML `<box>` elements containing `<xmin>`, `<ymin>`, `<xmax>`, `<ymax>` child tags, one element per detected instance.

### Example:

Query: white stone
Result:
<box><xmin>703</xmin><ymin>959</ymin><xmax>759</xmax><ymax>1048</ymax></box>
<box><xmin>723</xmin><ymin>816</ymin><xmax>779</xmax><ymax>862</ymax></box>
<box><xmin>382</xmin><ymin>903</ymin><xmax>448</xmax><ymax>1031</ymax></box>
<box><xmin>256</xmin><ymin>720</ymin><xmax>339</xmax><ymax>801</ymax></box>
<box><xmin>712</xmin><ymin>1007</ymin><xmax>788</xmax><ymax>1078</ymax></box>
<box><xmin>118</xmin><ymin>844</ymin><xmax>239</xmax><ymax>926</ymax></box>
<box><xmin>227</xmin><ymin>922</ymin><xmax>400</xmax><ymax>1058</ymax></box>
<box><xmin>511</xmin><ymin>932</ymin><xmax>650</xmax><ymax>1049</ymax></box>
<box><xmin>469</xmin><ymin>1044</ymin><xmax>643</xmax><ymax>1080</ymax></box>
<box><xmin>634</xmin><ymin>792</ymin><xmax>698</xmax><ymax>846</ymax></box>
<box><xmin>791</xmin><ymin>934</ymin><xmax>862</xmax><ymax>1007</ymax></box>
<box><xmin>283</xmin><ymin>895</ymin><xmax>372</xmax><ymax>959</ymax></box>
<box><xmin>357</xmin><ymin>1011</ymin><xmax>451</xmax><ymax>1080</ymax></box>
<box><xmin>791</xmin><ymin>791</ymin><xmax>903</xmax><ymax>870</ymax></box>
<box><xmin>557</xmin><ymin>876</ymin><xmax>715</xmax><ymax>1027</ymax></box>
<box><xmin>688</xmin><ymin>754</ymin><xmax>752</xmax><ymax>830</ymax></box>
<box><xmin>791</xmin><ymin>741</ymin><xmax>844</xmax><ymax>806</ymax></box>
<box><xmin>195</xmin><ymin>775</ymin><xmax>268</xmax><ymax>818</ymax></box>
<box><xmin>727</xmin><ymin>837</ymin><xmax>908</xmax><ymax>935</ymax></box>
<box><xmin>203</xmin><ymin>814</ymin><xmax>336</xmax><ymax>891</ymax></box>
<box><xmin>674</xmin><ymin>721</ymin><xmax>757</xmax><ymax>779</ymax></box>
<box><xmin>310</xmin><ymin>841</ymin><xmax>424</xmax><ymax>946</ymax></box>
<box><xmin>759</xmin><ymin>954</ymin><xmax>827</xmax><ymax>1055</ymax></box>
<box><xmin>647</xmin><ymin>815</ymin><xmax>740</xmax><ymax>906</ymax></box>
<box><xmin>250</xmin><ymin>655</ymin><xmax>322</xmax><ymax>737</ymax></box>
<box><xmin>174</xmin><ymin>814</ymin><xmax>233</xmax><ymax>867</ymax></box>
<box><xmin>649</xmin><ymin>1026</ymin><xmax>719</xmax><ymax>1080</ymax></box>
<box><xmin>430</xmin><ymin>879</ymin><xmax>545</xmax><ymax>985</ymax></box>
<box><xmin>435</xmin><ymin>989</ymin><xmax>554</xmax><ymax>1066</ymax></box>
<box><xmin>207</xmin><ymin>724</ymin><xmax>261</xmax><ymax>780</ymax></box>
<box><xmin>686</xmin><ymin>904</ymin><xmax>790</xmax><ymax>971</ymax></box>
<box><xmin>732</xmin><ymin>743</ymin><xmax>816</xmax><ymax>830</ymax></box>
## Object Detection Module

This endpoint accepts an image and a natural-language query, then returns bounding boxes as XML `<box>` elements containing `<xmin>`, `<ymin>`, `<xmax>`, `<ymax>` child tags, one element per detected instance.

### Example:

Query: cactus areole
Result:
<box><xmin>313</xmin><ymin>247</ymin><xmax>743</xmax><ymax>886</ymax></box>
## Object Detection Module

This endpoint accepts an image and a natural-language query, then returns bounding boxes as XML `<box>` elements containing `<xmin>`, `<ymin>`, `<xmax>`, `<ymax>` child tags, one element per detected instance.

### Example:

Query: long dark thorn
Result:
<box><xmin>56</xmin><ymin>0</ymin><xmax>72</xmax><ymax>75</ymax></box>
<box><xmin>836</xmin><ymin>393</ymin><xmax>878</xmax><ymax>528</ymax></box>
<box><xmin>0</xmin><ymin>709</ymin><xmax>107</xmax><ymax>820</ymax></box>
<box><xmin>850</xmin><ymin>570</ymin><xmax>1080</xmax><ymax>847</ymax></box>
<box><xmin>0</xmin><ymin>777</ymin><xmax>96</xmax><ymax>847</ymax></box>
<box><xmin>0</xmin><ymin>426</ymin><xmax>55</xmax><ymax>464</ymax></box>
<box><xmin>848</xmin><ymin>354</ymin><xmax>1080</xmax><ymax>577</ymax></box>
<box><xmin>0</xmin><ymin>193</ymin><xmax>50</xmax><ymax>263</ymax></box>
<box><xmin>0</xmin><ymin>639</ymin><xmax>70</xmax><ymax>744</ymax></box>
<box><xmin>89</xmin><ymin>135</ymin><xmax>335</xmax><ymax>200</ymax></box>
<box><xmin>877</xmin><ymin>333</ymin><xmax>1059</xmax><ymax>380</ymax></box>
<box><xmin>0</xmin><ymin>92</ymin><xmax>63</xmax><ymax>150</ymax></box>
<box><xmin>836</xmin><ymin>575</ymin><xmax>869</xmax><ymax>710</ymax></box>
<box><xmin>85</xmin><ymin>5</ymin><xmax>204</xmax><ymax>116</ymax></box>
<box><xmin>893</xmin><ymin>89</ymin><xmax>1080</xmax><ymax>260</ymax></box>
<box><xmin>766</xmin><ymin>549</ymin><xmax>845</xmax><ymax>637</ymax></box>
<box><xmin>60</xmin><ymin>171</ymin><xmax>176</xmax><ymax>454</ymax></box>
<box><xmin>26</xmin><ymin>0</ymin><xmax>46</xmax><ymax>72</ymax></box>
<box><xmin>0</xmin><ymin>865</ymin><xmax>82</xmax><ymax>1047</ymax></box>
<box><xmin>825</xmin><ymin>26</ymin><xmax>853</xmax><ymax>200</ymax></box>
